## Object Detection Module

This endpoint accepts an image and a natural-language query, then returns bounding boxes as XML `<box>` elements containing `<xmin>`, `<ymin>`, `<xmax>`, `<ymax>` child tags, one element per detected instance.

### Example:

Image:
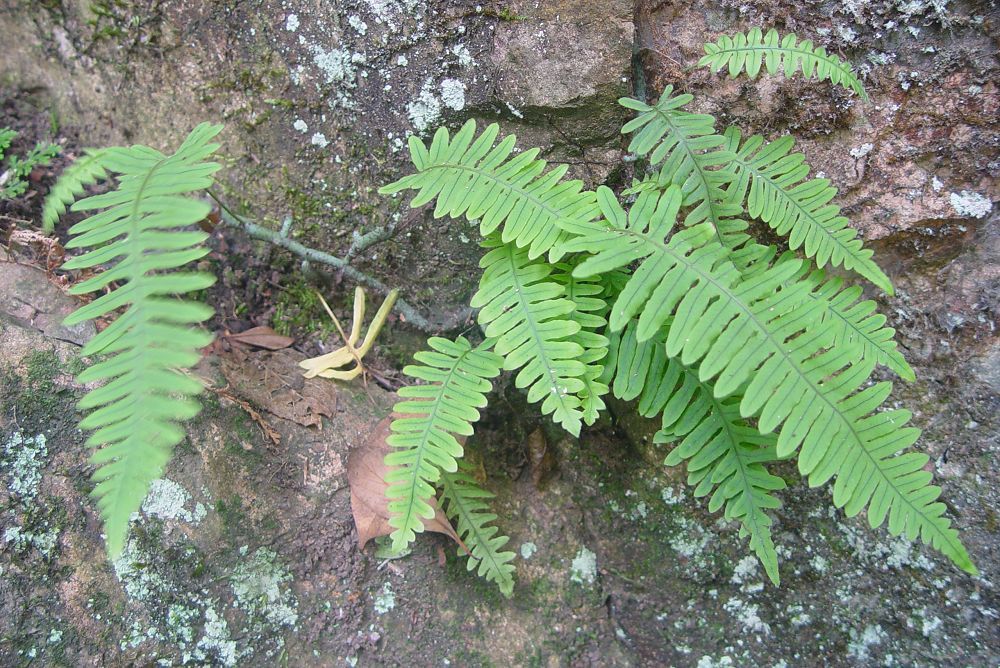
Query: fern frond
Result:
<box><xmin>604</xmin><ymin>318</ymin><xmax>784</xmax><ymax>582</ymax></box>
<box><xmin>551</xmin><ymin>263</ymin><xmax>610</xmax><ymax>425</ymax></box>
<box><xmin>379</xmin><ymin>119</ymin><xmax>600</xmax><ymax>260</ymax></box>
<box><xmin>440</xmin><ymin>465</ymin><xmax>516</xmax><ymax>596</ymax></box>
<box><xmin>385</xmin><ymin>336</ymin><xmax>503</xmax><ymax>551</ymax></box>
<box><xmin>699</xmin><ymin>27</ymin><xmax>868</xmax><ymax>100</ymax></box>
<box><xmin>619</xmin><ymin>90</ymin><xmax>749</xmax><ymax>250</ymax></box>
<box><xmin>724</xmin><ymin>128</ymin><xmax>893</xmax><ymax>293</ymax></box>
<box><xmin>471</xmin><ymin>237</ymin><xmax>588</xmax><ymax>436</ymax></box>
<box><xmin>42</xmin><ymin>148</ymin><xmax>109</xmax><ymax>233</ymax></box>
<box><xmin>562</xmin><ymin>186</ymin><xmax>976</xmax><ymax>574</ymax></box>
<box><xmin>61</xmin><ymin>123</ymin><xmax>223</xmax><ymax>557</ymax></box>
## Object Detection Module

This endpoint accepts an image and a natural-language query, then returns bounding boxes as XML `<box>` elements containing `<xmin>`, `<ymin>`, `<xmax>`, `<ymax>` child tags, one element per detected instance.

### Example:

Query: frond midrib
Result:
<box><xmin>422</xmin><ymin>161</ymin><xmax>573</xmax><ymax>236</ymax></box>
<box><xmin>709</xmin><ymin>44</ymin><xmax>858</xmax><ymax>79</ymax></box>
<box><xmin>441</xmin><ymin>475</ymin><xmax>512</xmax><ymax>582</ymax></box>
<box><xmin>393</xmin><ymin>346</ymin><xmax>476</xmax><ymax>531</ymax></box>
<box><xmin>502</xmin><ymin>246</ymin><xmax>577</xmax><ymax>420</ymax></box>
<box><xmin>647</xmin><ymin>106</ymin><xmax>728</xmax><ymax>246</ymax></box>
<box><xmin>624</xmin><ymin>227</ymin><xmax>949</xmax><ymax>543</ymax></box>
<box><xmin>673</xmin><ymin>363</ymin><xmax>771</xmax><ymax>541</ymax></box>
<box><xmin>731</xmin><ymin>153</ymin><xmax>870</xmax><ymax>263</ymax></box>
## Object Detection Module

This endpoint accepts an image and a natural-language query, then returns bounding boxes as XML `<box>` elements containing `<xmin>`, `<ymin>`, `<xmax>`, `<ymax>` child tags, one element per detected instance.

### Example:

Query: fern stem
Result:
<box><xmin>211</xmin><ymin>193</ymin><xmax>469</xmax><ymax>333</ymax></box>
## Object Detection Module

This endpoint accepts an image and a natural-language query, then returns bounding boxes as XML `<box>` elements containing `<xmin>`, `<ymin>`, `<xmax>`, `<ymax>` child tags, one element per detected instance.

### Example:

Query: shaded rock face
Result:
<box><xmin>2</xmin><ymin>2</ymin><xmax>1000</xmax><ymax>668</ymax></box>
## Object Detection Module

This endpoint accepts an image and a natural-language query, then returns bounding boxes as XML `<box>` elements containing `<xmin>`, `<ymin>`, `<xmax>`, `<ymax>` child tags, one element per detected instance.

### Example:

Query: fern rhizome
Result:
<box><xmin>376</xmin><ymin>28</ymin><xmax>976</xmax><ymax>591</ymax></box>
<box><xmin>48</xmin><ymin>29</ymin><xmax>976</xmax><ymax>595</ymax></box>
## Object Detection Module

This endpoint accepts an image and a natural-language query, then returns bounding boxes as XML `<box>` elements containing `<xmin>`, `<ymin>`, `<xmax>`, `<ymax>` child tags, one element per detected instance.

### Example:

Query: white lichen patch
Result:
<box><xmin>230</xmin><ymin>548</ymin><xmax>299</xmax><ymax>628</ymax></box>
<box><xmin>2</xmin><ymin>432</ymin><xmax>48</xmax><ymax>503</ymax></box>
<box><xmin>570</xmin><ymin>547</ymin><xmax>598</xmax><ymax>585</ymax></box>
<box><xmin>197</xmin><ymin>606</ymin><xmax>238</xmax><ymax>667</ymax></box>
<box><xmin>850</xmin><ymin>143</ymin><xmax>874</xmax><ymax>158</ymax></box>
<box><xmin>661</xmin><ymin>486</ymin><xmax>683</xmax><ymax>505</ymax></box>
<box><xmin>949</xmin><ymin>190</ymin><xmax>992</xmax><ymax>218</ymax></box>
<box><xmin>407</xmin><ymin>79</ymin><xmax>442</xmax><ymax>133</ymax></box>
<box><xmin>311</xmin><ymin>132</ymin><xmax>329</xmax><ymax>148</ymax></box>
<box><xmin>730</xmin><ymin>555</ymin><xmax>760</xmax><ymax>585</ymax></box>
<box><xmin>143</xmin><ymin>479</ymin><xmax>203</xmax><ymax>524</ymax></box>
<box><xmin>373</xmin><ymin>582</ymin><xmax>396</xmax><ymax>614</ymax></box>
<box><xmin>439</xmin><ymin>78</ymin><xmax>466</xmax><ymax>111</ymax></box>
<box><xmin>284</xmin><ymin>14</ymin><xmax>299</xmax><ymax>32</ymax></box>
<box><xmin>348</xmin><ymin>15</ymin><xmax>368</xmax><ymax>35</ymax></box>
<box><xmin>722</xmin><ymin>597</ymin><xmax>771</xmax><ymax>635</ymax></box>
<box><xmin>293</xmin><ymin>119</ymin><xmax>308</xmax><ymax>133</ymax></box>
<box><xmin>520</xmin><ymin>542</ymin><xmax>537</xmax><ymax>559</ymax></box>
<box><xmin>3</xmin><ymin>524</ymin><xmax>59</xmax><ymax>558</ymax></box>
<box><xmin>847</xmin><ymin>624</ymin><xmax>886</xmax><ymax>661</ymax></box>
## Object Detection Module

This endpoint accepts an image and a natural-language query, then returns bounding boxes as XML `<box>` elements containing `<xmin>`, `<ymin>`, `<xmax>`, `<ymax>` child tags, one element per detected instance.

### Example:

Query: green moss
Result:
<box><xmin>271</xmin><ymin>278</ymin><xmax>335</xmax><ymax>338</ymax></box>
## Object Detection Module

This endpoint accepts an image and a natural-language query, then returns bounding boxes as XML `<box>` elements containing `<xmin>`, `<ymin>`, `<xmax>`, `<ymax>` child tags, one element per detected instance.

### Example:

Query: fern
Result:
<box><xmin>42</xmin><ymin>148</ymin><xmax>109</xmax><ymax>233</ymax></box>
<box><xmin>560</xmin><ymin>186</ymin><xmax>976</xmax><ymax>575</ymax></box>
<box><xmin>471</xmin><ymin>236</ymin><xmax>589</xmax><ymax>436</ymax></box>
<box><xmin>0</xmin><ymin>130</ymin><xmax>61</xmax><ymax>200</ymax></box>
<box><xmin>723</xmin><ymin>128</ymin><xmax>893</xmax><ymax>293</ymax></box>
<box><xmin>699</xmin><ymin>27</ymin><xmax>868</xmax><ymax>100</ymax></box>
<box><xmin>619</xmin><ymin>90</ymin><xmax>749</xmax><ymax>250</ymax></box>
<box><xmin>385</xmin><ymin>336</ymin><xmax>503</xmax><ymax>551</ymax></box>
<box><xmin>439</xmin><ymin>464</ymin><xmax>517</xmax><ymax>596</ymax></box>
<box><xmin>551</xmin><ymin>262</ymin><xmax>611</xmax><ymax>426</ymax></box>
<box><xmin>378</xmin><ymin>120</ymin><xmax>600</xmax><ymax>260</ymax></box>
<box><xmin>60</xmin><ymin>123</ymin><xmax>222</xmax><ymax>557</ymax></box>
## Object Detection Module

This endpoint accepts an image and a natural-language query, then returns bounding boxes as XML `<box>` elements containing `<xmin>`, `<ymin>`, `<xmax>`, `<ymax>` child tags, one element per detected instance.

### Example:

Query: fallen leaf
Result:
<box><xmin>225</xmin><ymin>326</ymin><xmax>294</xmax><ymax>350</ymax></box>
<box><xmin>348</xmin><ymin>416</ymin><xmax>465</xmax><ymax>552</ymax></box>
<box><xmin>219</xmin><ymin>348</ymin><xmax>336</xmax><ymax>428</ymax></box>
<box><xmin>527</xmin><ymin>427</ymin><xmax>556</xmax><ymax>488</ymax></box>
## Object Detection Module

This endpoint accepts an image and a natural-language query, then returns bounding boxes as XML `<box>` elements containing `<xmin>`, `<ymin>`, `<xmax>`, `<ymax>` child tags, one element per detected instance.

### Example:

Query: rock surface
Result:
<box><xmin>1</xmin><ymin>0</ymin><xmax>998</xmax><ymax>666</ymax></box>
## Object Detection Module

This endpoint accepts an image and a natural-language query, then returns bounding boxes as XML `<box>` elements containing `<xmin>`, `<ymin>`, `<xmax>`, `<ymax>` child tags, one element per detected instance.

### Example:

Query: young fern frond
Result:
<box><xmin>61</xmin><ymin>123</ymin><xmax>223</xmax><ymax>557</ymax></box>
<box><xmin>551</xmin><ymin>263</ymin><xmax>611</xmax><ymax>426</ymax></box>
<box><xmin>439</xmin><ymin>465</ymin><xmax>517</xmax><ymax>597</ymax></box>
<box><xmin>619</xmin><ymin>90</ymin><xmax>749</xmax><ymax>250</ymax></box>
<box><xmin>471</xmin><ymin>236</ymin><xmax>589</xmax><ymax>436</ymax></box>
<box><xmin>378</xmin><ymin>119</ymin><xmax>600</xmax><ymax>260</ymax></box>
<box><xmin>723</xmin><ymin>128</ymin><xmax>893</xmax><ymax>293</ymax></box>
<box><xmin>385</xmin><ymin>336</ymin><xmax>503</xmax><ymax>551</ymax></box>
<box><xmin>42</xmin><ymin>148</ymin><xmax>109</xmax><ymax>233</ymax></box>
<box><xmin>560</xmin><ymin>186</ymin><xmax>976</xmax><ymax>574</ymax></box>
<box><xmin>699</xmin><ymin>27</ymin><xmax>868</xmax><ymax>100</ymax></box>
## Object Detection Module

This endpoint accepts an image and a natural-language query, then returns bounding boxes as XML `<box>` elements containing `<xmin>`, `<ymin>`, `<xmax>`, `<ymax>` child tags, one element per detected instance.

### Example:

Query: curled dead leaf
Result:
<box><xmin>348</xmin><ymin>416</ymin><xmax>466</xmax><ymax>552</ymax></box>
<box><xmin>527</xmin><ymin>427</ymin><xmax>556</xmax><ymax>488</ymax></box>
<box><xmin>225</xmin><ymin>326</ymin><xmax>294</xmax><ymax>350</ymax></box>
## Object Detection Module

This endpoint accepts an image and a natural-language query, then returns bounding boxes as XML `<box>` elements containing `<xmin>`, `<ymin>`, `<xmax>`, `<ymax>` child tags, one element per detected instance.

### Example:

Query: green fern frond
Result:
<box><xmin>619</xmin><ymin>90</ymin><xmax>749</xmax><ymax>250</ymax></box>
<box><xmin>42</xmin><ymin>148</ymin><xmax>109</xmax><ymax>233</ymax></box>
<box><xmin>699</xmin><ymin>27</ymin><xmax>868</xmax><ymax>100</ymax></box>
<box><xmin>439</xmin><ymin>465</ymin><xmax>517</xmax><ymax>596</ymax></box>
<box><xmin>385</xmin><ymin>336</ymin><xmax>503</xmax><ymax>551</ymax></box>
<box><xmin>61</xmin><ymin>123</ymin><xmax>223</xmax><ymax>557</ymax></box>
<box><xmin>551</xmin><ymin>263</ymin><xmax>610</xmax><ymax>425</ymax></box>
<box><xmin>0</xmin><ymin>128</ymin><xmax>15</xmax><ymax>157</ymax></box>
<box><xmin>471</xmin><ymin>236</ymin><xmax>588</xmax><ymax>436</ymax></box>
<box><xmin>724</xmin><ymin>128</ymin><xmax>893</xmax><ymax>293</ymax></box>
<box><xmin>562</xmin><ymin>186</ymin><xmax>976</xmax><ymax>574</ymax></box>
<box><xmin>378</xmin><ymin>119</ymin><xmax>600</xmax><ymax>260</ymax></box>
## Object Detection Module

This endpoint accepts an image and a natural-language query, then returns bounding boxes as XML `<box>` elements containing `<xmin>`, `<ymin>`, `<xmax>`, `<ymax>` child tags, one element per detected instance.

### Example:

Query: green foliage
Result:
<box><xmin>699</xmin><ymin>27</ymin><xmax>868</xmax><ymax>100</ymax></box>
<box><xmin>380</xmin><ymin>26</ymin><xmax>976</xmax><ymax>589</ymax></box>
<box><xmin>385</xmin><ymin>336</ymin><xmax>503</xmax><ymax>551</ymax></box>
<box><xmin>58</xmin><ymin>123</ymin><xmax>222</xmax><ymax>557</ymax></box>
<box><xmin>378</xmin><ymin>120</ymin><xmax>599</xmax><ymax>260</ymax></box>
<box><xmin>440</xmin><ymin>464</ymin><xmax>517</xmax><ymax>596</ymax></box>
<box><xmin>0</xmin><ymin>128</ymin><xmax>61</xmax><ymax>200</ymax></box>
<box><xmin>41</xmin><ymin>148</ymin><xmax>109</xmax><ymax>232</ymax></box>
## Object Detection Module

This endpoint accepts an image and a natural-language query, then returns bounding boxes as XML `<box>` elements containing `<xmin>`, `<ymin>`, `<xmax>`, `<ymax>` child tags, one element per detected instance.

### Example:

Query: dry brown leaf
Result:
<box><xmin>219</xmin><ymin>348</ymin><xmax>337</xmax><ymax>428</ymax></box>
<box><xmin>348</xmin><ymin>416</ymin><xmax>465</xmax><ymax>551</ymax></box>
<box><xmin>527</xmin><ymin>427</ymin><xmax>556</xmax><ymax>488</ymax></box>
<box><xmin>225</xmin><ymin>326</ymin><xmax>294</xmax><ymax>350</ymax></box>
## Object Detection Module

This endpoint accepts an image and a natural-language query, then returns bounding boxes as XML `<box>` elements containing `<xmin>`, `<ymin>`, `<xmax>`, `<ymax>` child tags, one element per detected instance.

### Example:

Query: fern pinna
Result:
<box><xmin>376</xmin><ymin>27</ymin><xmax>975</xmax><ymax>592</ymax></box>
<box><xmin>59</xmin><ymin>123</ymin><xmax>222</xmax><ymax>556</ymax></box>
